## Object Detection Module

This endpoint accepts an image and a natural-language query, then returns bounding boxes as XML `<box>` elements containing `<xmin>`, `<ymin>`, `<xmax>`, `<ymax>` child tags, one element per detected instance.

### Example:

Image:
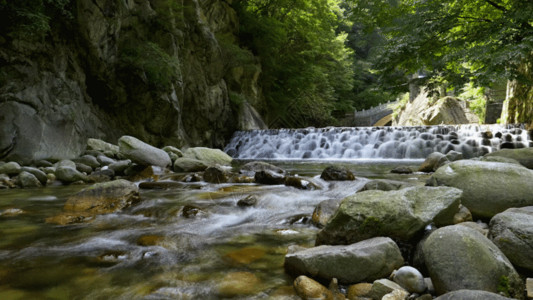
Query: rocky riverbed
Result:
<box><xmin>1</xmin><ymin>136</ymin><xmax>533</xmax><ymax>299</ymax></box>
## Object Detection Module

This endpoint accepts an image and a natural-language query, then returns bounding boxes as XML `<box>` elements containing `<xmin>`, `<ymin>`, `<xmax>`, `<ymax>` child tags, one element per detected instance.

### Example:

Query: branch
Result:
<box><xmin>483</xmin><ymin>0</ymin><xmax>507</xmax><ymax>12</ymax></box>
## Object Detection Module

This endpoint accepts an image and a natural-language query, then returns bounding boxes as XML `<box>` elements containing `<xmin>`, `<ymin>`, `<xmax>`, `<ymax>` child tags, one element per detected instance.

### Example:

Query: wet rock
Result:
<box><xmin>16</xmin><ymin>171</ymin><xmax>42</xmax><ymax>188</ymax></box>
<box><xmin>527</xmin><ymin>278</ymin><xmax>533</xmax><ymax>299</ymax></box>
<box><xmin>391</xmin><ymin>266</ymin><xmax>427</xmax><ymax>294</ymax></box>
<box><xmin>0</xmin><ymin>208</ymin><xmax>25</xmax><ymax>217</ymax></box>
<box><xmin>45</xmin><ymin>213</ymin><xmax>95</xmax><ymax>225</ymax></box>
<box><xmin>480</xmin><ymin>155</ymin><xmax>522</xmax><ymax>165</ymax></box>
<box><xmin>203</xmin><ymin>165</ymin><xmax>231</xmax><ymax>183</ymax></box>
<box><xmin>316</xmin><ymin>187</ymin><xmax>462</xmax><ymax>245</ymax></box>
<box><xmin>224</xmin><ymin>247</ymin><xmax>266</xmax><ymax>265</ymax></box>
<box><xmin>359</xmin><ymin>179</ymin><xmax>409</xmax><ymax>192</ymax></box>
<box><xmin>347</xmin><ymin>283</ymin><xmax>372</xmax><ymax>299</ymax></box>
<box><xmin>434</xmin><ymin>290</ymin><xmax>515</xmax><ymax>300</ymax></box>
<box><xmin>285</xmin><ymin>176</ymin><xmax>319</xmax><ymax>190</ymax></box>
<box><xmin>162</xmin><ymin>146</ymin><xmax>183</xmax><ymax>159</ymax></box>
<box><xmin>452</xmin><ymin>204</ymin><xmax>473</xmax><ymax>224</ymax></box>
<box><xmin>88</xmin><ymin>168</ymin><xmax>115</xmax><ymax>183</ymax></box>
<box><xmin>108</xmin><ymin>160</ymin><xmax>131</xmax><ymax>175</ymax></box>
<box><xmin>285</xmin><ymin>237</ymin><xmax>404</xmax><ymax>284</ymax></box>
<box><xmin>427</xmin><ymin>160</ymin><xmax>533</xmax><ymax>218</ymax></box>
<box><xmin>138</xmin><ymin>181</ymin><xmax>185</xmax><ymax>189</ymax></box>
<box><xmin>239</xmin><ymin>161</ymin><xmax>285</xmax><ymax>177</ymax></box>
<box><xmin>183</xmin><ymin>147</ymin><xmax>232</xmax><ymax>166</ymax></box>
<box><xmin>293</xmin><ymin>275</ymin><xmax>333</xmax><ymax>300</ymax></box>
<box><xmin>34</xmin><ymin>160</ymin><xmax>53</xmax><ymax>168</ymax></box>
<box><xmin>312</xmin><ymin>198</ymin><xmax>342</xmax><ymax>228</ymax></box>
<box><xmin>74</xmin><ymin>155</ymin><xmax>100</xmax><ymax>169</ymax></box>
<box><xmin>118</xmin><ymin>136</ymin><xmax>171</xmax><ymax>168</ymax></box>
<box><xmin>55</xmin><ymin>160</ymin><xmax>88</xmax><ymax>184</ymax></box>
<box><xmin>255</xmin><ymin>170</ymin><xmax>285</xmax><ymax>185</ymax></box>
<box><xmin>382</xmin><ymin>289</ymin><xmax>409</xmax><ymax>300</ymax></box>
<box><xmin>0</xmin><ymin>161</ymin><xmax>21</xmax><ymax>175</ymax></box>
<box><xmin>367</xmin><ymin>279</ymin><xmax>407</xmax><ymax>300</ymax></box>
<box><xmin>230</xmin><ymin>175</ymin><xmax>255</xmax><ymax>183</ymax></box>
<box><xmin>390</xmin><ymin>166</ymin><xmax>413</xmax><ymax>174</ymax></box>
<box><xmin>136</xmin><ymin>235</ymin><xmax>163</xmax><ymax>246</ymax></box>
<box><xmin>182</xmin><ymin>205</ymin><xmax>204</xmax><ymax>218</ymax></box>
<box><xmin>422</xmin><ymin>225</ymin><xmax>523</xmax><ymax>298</ymax></box>
<box><xmin>97</xmin><ymin>155</ymin><xmax>116</xmax><ymax>166</ymax></box>
<box><xmin>75</xmin><ymin>163</ymin><xmax>93</xmax><ymax>174</ymax></box>
<box><xmin>489</xmin><ymin>207</ymin><xmax>533</xmax><ymax>272</ymax></box>
<box><xmin>418</xmin><ymin>152</ymin><xmax>448</xmax><ymax>172</ymax></box>
<box><xmin>21</xmin><ymin>167</ymin><xmax>47</xmax><ymax>185</ymax></box>
<box><xmin>173</xmin><ymin>157</ymin><xmax>208</xmax><ymax>172</ymax></box>
<box><xmin>445</xmin><ymin>150</ymin><xmax>463</xmax><ymax>162</ymax></box>
<box><xmin>320</xmin><ymin>166</ymin><xmax>355</xmax><ymax>181</ymax></box>
<box><xmin>217</xmin><ymin>271</ymin><xmax>261</xmax><ymax>297</ymax></box>
<box><xmin>485</xmin><ymin>147</ymin><xmax>533</xmax><ymax>169</ymax></box>
<box><xmin>87</xmin><ymin>138</ymin><xmax>119</xmax><ymax>155</ymax></box>
<box><xmin>457</xmin><ymin>221</ymin><xmax>489</xmax><ymax>236</ymax></box>
<box><xmin>237</xmin><ymin>195</ymin><xmax>258</xmax><ymax>207</ymax></box>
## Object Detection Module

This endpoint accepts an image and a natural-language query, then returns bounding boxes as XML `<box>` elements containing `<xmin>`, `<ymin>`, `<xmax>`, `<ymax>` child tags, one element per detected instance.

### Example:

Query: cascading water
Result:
<box><xmin>225</xmin><ymin>124</ymin><xmax>532</xmax><ymax>160</ymax></box>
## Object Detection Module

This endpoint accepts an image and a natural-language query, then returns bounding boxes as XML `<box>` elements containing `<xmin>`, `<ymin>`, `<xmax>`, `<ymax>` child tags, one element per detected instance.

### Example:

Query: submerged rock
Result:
<box><xmin>255</xmin><ymin>170</ymin><xmax>285</xmax><ymax>185</ymax></box>
<box><xmin>217</xmin><ymin>272</ymin><xmax>261</xmax><ymax>297</ymax></box>
<box><xmin>203</xmin><ymin>166</ymin><xmax>231</xmax><ymax>183</ymax></box>
<box><xmin>293</xmin><ymin>275</ymin><xmax>333</xmax><ymax>300</ymax></box>
<box><xmin>239</xmin><ymin>161</ymin><xmax>285</xmax><ymax>177</ymax></box>
<box><xmin>118</xmin><ymin>136</ymin><xmax>171</xmax><ymax>168</ymax></box>
<box><xmin>285</xmin><ymin>237</ymin><xmax>404</xmax><ymax>284</ymax></box>
<box><xmin>320</xmin><ymin>166</ymin><xmax>355</xmax><ymax>181</ymax></box>
<box><xmin>316</xmin><ymin>186</ymin><xmax>462</xmax><ymax>245</ymax></box>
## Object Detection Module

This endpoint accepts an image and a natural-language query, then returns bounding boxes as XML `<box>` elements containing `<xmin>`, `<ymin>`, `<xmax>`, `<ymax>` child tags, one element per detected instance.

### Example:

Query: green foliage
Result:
<box><xmin>458</xmin><ymin>82</ymin><xmax>486</xmax><ymax>123</ymax></box>
<box><xmin>391</xmin><ymin>92</ymin><xmax>409</xmax><ymax>118</ymax></box>
<box><xmin>216</xmin><ymin>33</ymin><xmax>256</xmax><ymax>70</ymax></box>
<box><xmin>118</xmin><ymin>40</ymin><xmax>179</xmax><ymax>91</ymax></box>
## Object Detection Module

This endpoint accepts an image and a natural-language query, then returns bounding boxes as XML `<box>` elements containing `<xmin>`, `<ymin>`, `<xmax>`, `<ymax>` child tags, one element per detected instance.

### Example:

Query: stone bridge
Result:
<box><xmin>352</xmin><ymin>101</ymin><xmax>397</xmax><ymax>126</ymax></box>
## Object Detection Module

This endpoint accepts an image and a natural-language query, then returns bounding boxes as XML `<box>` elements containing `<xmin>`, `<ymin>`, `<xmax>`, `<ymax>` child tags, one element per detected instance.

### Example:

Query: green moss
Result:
<box><xmin>359</xmin><ymin>216</ymin><xmax>382</xmax><ymax>233</ymax></box>
<box><xmin>497</xmin><ymin>275</ymin><xmax>510</xmax><ymax>296</ymax></box>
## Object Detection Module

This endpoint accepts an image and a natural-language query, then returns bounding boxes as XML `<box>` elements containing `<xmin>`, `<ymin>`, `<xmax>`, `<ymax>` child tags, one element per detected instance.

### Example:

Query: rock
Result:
<box><xmin>422</xmin><ymin>225</ymin><xmax>523</xmax><ymax>298</ymax></box>
<box><xmin>418</xmin><ymin>152</ymin><xmax>448</xmax><ymax>172</ymax></box>
<box><xmin>285</xmin><ymin>176</ymin><xmax>319</xmax><ymax>190</ymax></box>
<box><xmin>239</xmin><ymin>161</ymin><xmax>285</xmax><ymax>177</ymax></box>
<box><xmin>203</xmin><ymin>166</ymin><xmax>231</xmax><ymax>183</ymax></box>
<box><xmin>485</xmin><ymin>147</ymin><xmax>533</xmax><ymax>169</ymax></box>
<box><xmin>237</xmin><ymin>195</ymin><xmax>258</xmax><ymax>207</ymax></box>
<box><xmin>312</xmin><ymin>198</ymin><xmax>343</xmax><ymax>228</ymax></box>
<box><xmin>320</xmin><ymin>166</ymin><xmax>355</xmax><ymax>181</ymax></box>
<box><xmin>173</xmin><ymin>158</ymin><xmax>209</xmax><ymax>172</ymax></box>
<box><xmin>75</xmin><ymin>163</ymin><xmax>93</xmax><ymax>174</ymax></box>
<box><xmin>87</xmin><ymin>168</ymin><xmax>115</xmax><ymax>183</ymax></box>
<box><xmin>138</xmin><ymin>181</ymin><xmax>185</xmax><ymax>189</ymax></box>
<box><xmin>480</xmin><ymin>155</ymin><xmax>522</xmax><ymax>165</ymax></box>
<box><xmin>34</xmin><ymin>160</ymin><xmax>53</xmax><ymax>168</ymax></box>
<box><xmin>0</xmin><ymin>161</ymin><xmax>22</xmax><ymax>175</ymax></box>
<box><xmin>427</xmin><ymin>160</ymin><xmax>533</xmax><ymax>218</ymax></box>
<box><xmin>21</xmin><ymin>167</ymin><xmax>48</xmax><ymax>185</ymax></box>
<box><xmin>453</xmin><ymin>204</ymin><xmax>473</xmax><ymax>224</ymax></box>
<box><xmin>359</xmin><ymin>179</ymin><xmax>409</xmax><ymax>192</ymax></box>
<box><xmin>224</xmin><ymin>247</ymin><xmax>266</xmax><ymax>265</ymax></box>
<box><xmin>391</xmin><ymin>266</ymin><xmax>427</xmax><ymax>294</ymax></box>
<box><xmin>434</xmin><ymin>290</ymin><xmax>516</xmax><ymax>300</ymax></box>
<box><xmin>16</xmin><ymin>171</ymin><xmax>42</xmax><ymax>188</ymax></box>
<box><xmin>445</xmin><ymin>150</ymin><xmax>463</xmax><ymax>162</ymax></box>
<box><xmin>347</xmin><ymin>283</ymin><xmax>372</xmax><ymax>299</ymax></box>
<box><xmin>527</xmin><ymin>278</ymin><xmax>533</xmax><ymax>299</ymax></box>
<box><xmin>136</xmin><ymin>235</ymin><xmax>163</xmax><ymax>246</ymax></box>
<box><xmin>316</xmin><ymin>187</ymin><xmax>462</xmax><ymax>245</ymax></box>
<box><xmin>255</xmin><ymin>170</ymin><xmax>285</xmax><ymax>185</ymax></box>
<box><xmin>217</xmin><ymin>272</ymin><xmax>261</xmax><ymax>297</ymax></box>
<box><xmin>382</xmin><ymin>289</ymin><xmax>409</xmax><ymax>300</ymax></box>
<box><xmin>489</xmin><ymin>207</ymin><xmax>533</xmax><ymax>272</ymax></box>
<box><xmin>162</xmin><ymin>146</ymin><xmax>183</xmax><ymax>158</ymax></box>
<box><xmin>118</xmin><ymin>136</ymin><xmax>171</xmax><ymax>168</ymax></box>
<box><xmin>0</xmin><ymin>208</ymin><xmax>25</xmax><ymax>217</ymax></box>
<box><xmin>74</xmin><ymin>155</ymin><xmax>100</xmax><ymax>169</ymax></box>
<box><xmin>367</xmin><ymin>279</ymin><xmax>407</xmax><ymax>300</ymax></box>
<box><xmin>293</xmin><ymin>275</ymin><xmax>333</xmax><ymax>300</ymax></box>
<box><xmin>45</xmin><ymin>213</ymin><xmax>95</xmax><ymax>225</ymax></box>
<box><xmin>97</xmin><ymin>155</ymin><xmax>116</xmax><ymax>166</ymax></box>
<box><xmin>183</xmin><ymin>147</ymin><xmax>232</xmax><ymax>166</ymax></box>
<box><xmin>285</xmin><ymin>237</ymin><xmax>404</xmax><ymax>284</ymax></box>
<box><xmin>108</xmin><ymin>160</ymin><xmax>131</xmax><ymax>175</ymax></box>
<box><xmin>55</xmin><ymin>163</ymin><xmax>88</xmax><ymax>184</ymax></box>
<box><xmin>87</xmin><ymin>138</ymin><xmax>120</xmax><ymax>155</ymax></box>
<box><xmin>390</xmin><ymin>166</ymin><xmax>413</xmax><ymax>174</ymax></box>
<box><xmin>457</xmin><ymin>221</ymin><xmax>489</xmax><ymax>236</ymax></box>
<box><xmin>182</xmin><ymin>205</ymin><xmax>205</xmax><ymax>218</ymax></box>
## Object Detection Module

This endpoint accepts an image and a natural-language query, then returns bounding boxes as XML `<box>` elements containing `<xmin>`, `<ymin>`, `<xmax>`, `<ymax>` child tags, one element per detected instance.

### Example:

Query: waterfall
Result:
<box><xmin>224</xmin><ymin>125</ymin><xmax>532</xmax><ymax>160</ymax></box>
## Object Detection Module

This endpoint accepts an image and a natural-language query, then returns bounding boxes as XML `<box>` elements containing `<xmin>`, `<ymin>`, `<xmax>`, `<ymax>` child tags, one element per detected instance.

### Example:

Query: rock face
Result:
<box><xmin>427</xmin><ymin>160</ymin><xmax>533</xmax><ymax>218</ymax></box>
<box><xmin>422</xmin><ymin>225</ymin><xmax>523</xmax><ymax>299</ymax></box>
<box><xmin>285</xmin><ymin>237</ymin><xmax>404</xmax><ymax>284</ymax></box>
<box><xmin>316</xmin><ymin>186</ymin><xmax>462</xmax><ymax>245</ymax></box>
<box><xmin>0</xmin><ymin>0</ymin><xmax>264</xmax><ymax>164</ymax></box>
<box><xmin>118</xmin><ymin>136</ymin><xmax>171</xmax><ymax>167</ymax></box>
<box><xmin>489</xmin><ymin>207</ymin><xmax>533</xmax><ymax>272</ymax></box>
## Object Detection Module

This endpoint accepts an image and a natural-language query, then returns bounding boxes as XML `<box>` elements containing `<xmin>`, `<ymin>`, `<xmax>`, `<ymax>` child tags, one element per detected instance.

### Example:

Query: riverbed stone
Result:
<box><xmin>390</xmin><ymin>166</ymin><xmax>413</xmax><ymax>174</ymax></box>
<box><xmin>239</xmin><ymin>161</ymin><xmax>285</xmax><ymax>177</ymax></box>
<box><xmin>391</xmin><ymin>266</ymin><xmax>427</xmax><ymax>294</ymax></box>
<box><xmin>293</xmin><ymin>275</ymin><xmax>333</xmax><ymax>300</ymax></box>
<box><xmin>162</xmin><ymin>146</ymin><xmax>183</xmax><ymax>158</ymax></box>
<box><xmin>75</xmin><ymin>163</ymin><xmax>93</xmax><ymax>174</ymax></box>
<box><xmin>418</xmin><ymin>152</ymin><xmax>448</xmax><ymax>172</ymax></box>
<box><xmin>21</xmin><ymin>167</ymin><xmax>47</xmax><ymax>185</ymax></box>
<box><xmin>312</xmin><ymin>198</ymin><xmax>343</xmax><ymax>228</ymax></box>
<box><xmin>285</xmin><ymin>176</ymin><xmax>319</xmax><ymax>190</ymax></box>
<box><xmin>183</xmin><ymin>147</ymin><xmax>232</xmax><ymax>166</ymax></box>
<box><xmin>480</xmin><ymin>155</ymin><xmax>522</xmax><ymax>165</ymax></box>
<box><xmin>316</xmin><ymin>186</ymin><xmax>462</xmax><ymax>245</ymax></box>
<box><xmin>87</xmin><ymin>138</ymin><xmax>119</xmax><ymax>155</ymax></box>
<box><xmin>367</xmin><ymin>279</ymin><xmax>407</xmax><ymax>300</ymax></box>
<box><xmin>285</xmin><ymin>237</ymin><xmax>404</xmax><ymax>284</ymax></box>
<box><xmin>108</xmin><ymin>160</ymin><xmax>131</xmax><ymax>175</ymax></box>
<box><xmin>118</xmin><ymin>136</ymin><xmax>171</xmax><ymax>167</ymax></box>
<box><xmin>237</xmin><ymin>195</ymin><xmax>258</xmax><ymax>207</ymax></box>
<box><xmin>55</xmin><ymin>162</ymin><xmax>88</xmax><ymax>184</ymax></box>
<box><xmin>359</xmin><ymin>179</ymin><xmax>410</xmax><ymax>192</ymax></box>
<box><xmin>203</xmin><ymin>165</ymin><xmax>231</xmax><ymax>183</ymax></box>
<box><xmin>97</xmin><ymin>155</ymin><xmax>116</xmax><ymax>166</ymax></box>
<box><xmin>347</xmin><ymin>283</ymin><xmax>372</xmax><ymax>299</ymax></box>
<box><xmin>255</xmin><ymin>170</ymin><xmax>285</xmax><ymax>185</ymax></box>
<box><xmin>426</xmin><ymin>160</ymin><xmax>533</xmax><ymax>218</ymax></box>
<box><xmin>422</xmin><ymin>225</ymin><xmax>523</xmax><ymax>298</ymax></box>
<box><xmin>489</xmin><ymin>207</ymin><xmax>533</xmax><ymax>272</ymax></box>
<box><xmin>217</xmin><ymin>271</ymin><xmax>261</xmax><ymax>297</ymax></box>
<box><xmin>434</xmin><ymin>290</ymin><xmax>516</xmax><ymax>300</ymax></box>
<box><xmin>320</xmin><ymin>166</ymin><xmax>355</xmax><ymax>181</ymax></box>
<box><xmin>74</xmin><ymin>155</ymin><xmax>100</xmax><ymax>169</ymax></box>
<box><xmin>173</xmin><ymin>157</ymin><xmax>208</xmax><ymax>172</ymax></box>
<box><xmin>16</xmin><ymin>171</ymin><xmax>42</xmax><ymax>188</ymax></box>
<box><xmin>453</xmin><ymin>204</ymin><xmax>473</xmax><ymax>224</ymax></box>
<box><xmin>0</xmin><ymin>162</ymin><xmax>21</xmax><ymax>175</ymax></box>
<box><xmin>527</xmin><ymin>278</ymin><xmax>533</xmax><ymax>299</ymax></box>
<box><xmin>485</xmin><ymin>147</ymin><xmax>533</xmax><ymax>169</ymax></box>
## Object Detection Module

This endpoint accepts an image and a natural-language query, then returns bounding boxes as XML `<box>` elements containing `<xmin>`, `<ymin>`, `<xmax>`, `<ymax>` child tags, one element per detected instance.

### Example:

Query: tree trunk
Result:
<box><xmin>501</xmin><ymin>58</ymin><xmax>533</xmax><ymax>127</ymax></box>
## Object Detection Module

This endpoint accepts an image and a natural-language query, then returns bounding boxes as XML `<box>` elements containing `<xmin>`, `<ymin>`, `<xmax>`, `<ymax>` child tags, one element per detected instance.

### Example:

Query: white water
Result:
<box><xmin>225</xmin><ymin>124</ymin><xmax>532</xmax><ymax>160</ymax></box>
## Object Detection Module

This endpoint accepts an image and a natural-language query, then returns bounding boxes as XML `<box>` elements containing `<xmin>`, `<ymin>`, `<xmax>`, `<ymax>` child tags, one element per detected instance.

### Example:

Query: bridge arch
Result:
<box><xmin>373</xmin><ymin>114</ymin><xmax>393</xmax><ymax>126</ymax></box>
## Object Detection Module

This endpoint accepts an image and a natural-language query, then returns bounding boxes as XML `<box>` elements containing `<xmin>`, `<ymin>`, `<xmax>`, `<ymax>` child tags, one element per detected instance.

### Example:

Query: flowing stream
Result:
<box><xmin>0</xmin><ymin>124</ymin><xmax>531</xmax><ymax>299</ymax></box>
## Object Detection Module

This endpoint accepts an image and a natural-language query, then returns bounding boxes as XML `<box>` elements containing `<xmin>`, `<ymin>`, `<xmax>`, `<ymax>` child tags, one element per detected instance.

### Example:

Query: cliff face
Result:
<box><xmin>0</xmin><ymin>0</ymin><xmax>264</xmax><ymax>164</ymax></box>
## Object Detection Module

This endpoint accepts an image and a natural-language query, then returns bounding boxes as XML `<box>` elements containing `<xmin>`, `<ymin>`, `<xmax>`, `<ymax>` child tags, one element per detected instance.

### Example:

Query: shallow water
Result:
<box><xmin>0</xmin><ymin>160</ymin><xmax>425</xmax><ymax>299</ymax></box>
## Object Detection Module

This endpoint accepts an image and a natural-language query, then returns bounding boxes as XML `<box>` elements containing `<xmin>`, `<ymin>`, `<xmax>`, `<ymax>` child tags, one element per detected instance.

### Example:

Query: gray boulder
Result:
<box><xmin>74</xmin><ymin>155</ymin><xmax>100</xmax><ymax>169</ymax></box>
<box><xmin>284</xmin><ymin>237</ymin><xmax>404</xmax><ymax>284</ymax></box>
<box><xmin>391</xmin><ymin>266</ymin><xmax>427</xmax><ymax>294</ymax></box>
<box><xmin>183</xmin><ymin>147</ymin><xmax>232</xmax><ymax>166</ymax></box>
<box><xmin>434</xmin><ymin>290</ymin><xmax>515</xmax><ymax>300</ymax></box>
<box><xmin>311</xmin><ymin>198</ymin><xmax>342</xmax><ymax>228</ymax></box>
<box><xmin>108</xmin><ymin>160</ymin><xmax>131</xmax><ymax>175</ymax></box>
<box><xmin>427</xmin><ymin>160</ymin><xmax>533</xmax><ymax>218</ymax></box>
<box><xmin>173</xmin><ymin>158</ymin><xmax>209</xmax><ymax>172</ymax></box>
<box><xmin>87</xmin><ymin>138</ymin><xmax>120</xmax><ymax>155</ymax></box>
<box><xmin>21</xmin><ymin>167</ymin><xmax>48</xmax><ymax>185</ymax></box>
<box><xmin>419</xmin><ymin>152</ymin><xmax>448</xmax><ymax>173</ymax></box>
<box><xmin>316</xmin><ymin>186</ymin><xmax>462</xmax><ymax>245</ymax></box>
<box><xmin>359</xmin><ymin>179</ymin><xmax>410</xmax><ymax>192</ymax></box>
<box><xmin>96</xmin><ymin>155</ymin><xmax>116</xmax><ymax>166</ymax></box>
<box><xmin>239</xmin><ymin>161</ymin><xmax>284</xmax><ymax>177</ymax></box>
<box><xmin>0</xmin><ymin>161</ymin><xmax>22</xmax><ymax>175</ymax></box>
<box><xmin>55</xmin><ymin>160</ymin><xmax>88</xmax><ymax>184</ymax></box>
<box><xmin>485</xmin><ymin>147</ymin><xmax>533</xmax><ymax>169</ymax></box>
<box><xmin>16</xmin><ymin>171</ymin><xmax>42</xmax><ymax>188</ymax></box>
<box><xmin>489</xmin><ymin>207</ymin><xmax>533</xmax><ymax>272</ymax></box>
<box><xmin>422</xmin><ymin>225</ymin><xmax>523</xmax><ymax>299</ymax></box>
<box><xmin>118</xmin><ymin>136</ymin><xmax>171</xmax><ymax>167</ymax></box>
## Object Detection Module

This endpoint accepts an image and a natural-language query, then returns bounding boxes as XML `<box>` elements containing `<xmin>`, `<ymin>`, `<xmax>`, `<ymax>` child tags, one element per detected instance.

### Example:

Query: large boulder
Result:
<box><xmin>422</xmin><ymin>225</ymin><xmax>523</xmax><ymax>299</ymax></box>
<box><xmin>489</xmin><ymin>207</ymin><xmax>533</xmax><ymax>272</ymax></box>
<box><xmin>316</xmin><ymin>186</ymin><xmax>462</xmax><ymax>245</ymax></box>
<box><xmin>285</xmin><ymin>237</ymin><xmax>404</xmax><ymax>284</ymax></box>
<box><xmin>183</xmin><ymin>147</ymin><xmax>232</xmax><ymax>166</ymax></box>
<box><xmin>427</xmin><ymin>160</ymin><xmax>533</xmax><ymax>218</ymax></box>
<box><xmin>434</xmin><ymin>290</ymin><xmax>515</xmax><ymax>300</ymax></box>
<box><xmin>485</xmin><ymin>147</ymin><xmax>533</xmax><ymax>169</ymax></box>
<box><xmin>118</xmin><ymin>136</ymin><xmax>171</xmax><ymax>168</ymax></box>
